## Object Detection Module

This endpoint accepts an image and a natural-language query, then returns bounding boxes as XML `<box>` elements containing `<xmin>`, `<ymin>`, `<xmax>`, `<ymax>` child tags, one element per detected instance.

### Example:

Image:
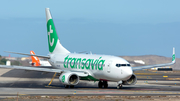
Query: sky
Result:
<box><xmin>0</xmin><ymin>0</ymin><xmax>180</xmax><ymax>58</ymax></box>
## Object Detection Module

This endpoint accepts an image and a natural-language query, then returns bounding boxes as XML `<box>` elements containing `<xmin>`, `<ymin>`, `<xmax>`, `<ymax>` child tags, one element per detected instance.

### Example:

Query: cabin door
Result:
<box><xmin>107</xmin><ymin>60</ymin><xmax>112</xmax><ymax>73</ymax></box>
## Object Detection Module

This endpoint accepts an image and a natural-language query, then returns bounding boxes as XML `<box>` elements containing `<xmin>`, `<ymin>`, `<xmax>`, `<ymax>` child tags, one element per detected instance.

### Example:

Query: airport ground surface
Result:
<box><xmin>1</xmin><ymin>68</ymin><xmax>180</xmax><ymax>100</ymax></box>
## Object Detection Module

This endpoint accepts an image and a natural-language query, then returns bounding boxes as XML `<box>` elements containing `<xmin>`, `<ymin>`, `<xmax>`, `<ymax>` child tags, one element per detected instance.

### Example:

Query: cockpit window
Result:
<box><xmin>121</xmin><ymin>64</ymin><xmax>126</xmax><ymax>66</ymax></box>
<box><xmin>116</xmin><ymin>64</ymin><xmax>121</xmax><ymax>67</ymax></box>
<box><xmin>116</xmin><ymin>64</ymin><xmax>131</xmax><ymax>67</ymax></box>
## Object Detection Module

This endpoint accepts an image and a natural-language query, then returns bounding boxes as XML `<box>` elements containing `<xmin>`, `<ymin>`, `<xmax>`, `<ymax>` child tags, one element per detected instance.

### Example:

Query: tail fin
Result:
<box><xmin>172</xmin><ymin>47</ymin><xmax>175</xmax><ymax>63</ymax></box>
<box><xmin>30</xmin><ymin>51</ymin><xmax>40</xmax><ymax>66</ymax></box>
<box><xmin>45</xmin><ymin>8</ymin><xmax>70</xmax><ymax>54</ymax></box>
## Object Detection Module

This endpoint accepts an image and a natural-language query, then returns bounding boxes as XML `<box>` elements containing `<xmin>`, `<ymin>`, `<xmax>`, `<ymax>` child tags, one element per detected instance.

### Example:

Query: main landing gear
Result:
<box><xmin>98</xmin><ymin>80</ymin><xmax>108</xmax><ymax>88</ymax></box>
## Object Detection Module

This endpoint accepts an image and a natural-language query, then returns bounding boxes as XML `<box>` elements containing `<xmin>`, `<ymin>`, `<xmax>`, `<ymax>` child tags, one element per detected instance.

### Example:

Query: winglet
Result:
<box><xmin>172</xmin><ymin>47</ymin><xmax>175</xmax><ymax>63</ymax></box>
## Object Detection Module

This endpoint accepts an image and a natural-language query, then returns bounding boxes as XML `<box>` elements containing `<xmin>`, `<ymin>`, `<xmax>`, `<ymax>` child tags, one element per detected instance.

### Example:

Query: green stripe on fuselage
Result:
<box><xmin>80</xmin><ymin>75</ymin><xmax>99</xmax><ymax>81</ymax></box>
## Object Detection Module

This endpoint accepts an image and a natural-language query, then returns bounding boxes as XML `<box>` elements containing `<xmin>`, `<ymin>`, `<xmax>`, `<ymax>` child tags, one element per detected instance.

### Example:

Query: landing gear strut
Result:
<box><xmin>117</xmin><ymin>80</ymin><xmax>123</xmax><ymax>89</ymax></box>
<box><xmin>98</xmin><ymin>80</ymin><xmax>108</xmax><ymax>88</ymax></box>
<box><xmin>117</xmin><ymin>84</ymin><xmax>122</xmax><ymax>89</ymax></box>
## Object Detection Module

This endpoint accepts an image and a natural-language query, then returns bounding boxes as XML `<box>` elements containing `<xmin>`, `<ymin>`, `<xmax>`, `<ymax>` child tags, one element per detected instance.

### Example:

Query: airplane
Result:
<box><xmin>30</xmin><ymin>51</ymin><xmax>51</xmax><ymax>66</ymax></box>
<box><xmin>0</xmin><ymin>8</ymin><xmax>175</xmax><ymax>89</ymax></box>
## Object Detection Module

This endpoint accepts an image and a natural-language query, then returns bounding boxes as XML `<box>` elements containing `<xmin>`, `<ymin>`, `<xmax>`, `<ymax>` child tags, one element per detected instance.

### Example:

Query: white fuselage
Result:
<box><xmin>48</xmin><ymin>53</ymin><xmax>133</xmax><ymax>82</ymax></box>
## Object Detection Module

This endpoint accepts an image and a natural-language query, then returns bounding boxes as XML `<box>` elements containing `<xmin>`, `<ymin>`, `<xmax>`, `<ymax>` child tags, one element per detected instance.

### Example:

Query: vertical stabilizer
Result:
<box><xmin>172</xmin><ymin>47</ymin><xmax>175</xmax><ymax>63</ymax></box>
<box><xmin>30</xmin><ymin>51</ymin><xmax>40</xmax><ymax>66</ymax></box>
<box><xmin>45</xmin><ymin>8</ymin><xmax>70</xmax><ymax>54</ymax></box>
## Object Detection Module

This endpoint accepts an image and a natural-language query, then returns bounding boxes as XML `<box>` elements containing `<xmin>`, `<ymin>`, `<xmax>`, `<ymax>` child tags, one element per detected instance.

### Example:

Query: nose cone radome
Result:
<box><xmin>124</xmin><ymin>67</ymin><xmax>133</xmax><ymax>80</ymax></box>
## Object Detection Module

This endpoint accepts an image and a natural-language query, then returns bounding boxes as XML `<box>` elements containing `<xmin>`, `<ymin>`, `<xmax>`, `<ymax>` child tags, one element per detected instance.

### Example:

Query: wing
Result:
<box><xmin>2</xmin><ymin>52</ymin><xmax>88</xmax><ymax>77</ymax></box>
<box><xmin>0</xmin><ymin>65</ymin><xmax>88</xmax><ymax>77</ymax></box>
<box><xmin>0</xmin><ymin>65</ymin><xmax>62</xmax><ymax>73</ymax></box>
<box><xmin>132</xmin><ymin>48</ymin><xmax>175</xmax><ymax>71</ymax></box>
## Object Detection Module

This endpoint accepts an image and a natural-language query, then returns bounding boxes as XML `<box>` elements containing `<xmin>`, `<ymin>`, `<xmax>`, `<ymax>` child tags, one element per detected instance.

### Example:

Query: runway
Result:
<box><xmin>0</xmin><ymin>68</ymin><xmax>180</xmax><ymax>98</ymax></box>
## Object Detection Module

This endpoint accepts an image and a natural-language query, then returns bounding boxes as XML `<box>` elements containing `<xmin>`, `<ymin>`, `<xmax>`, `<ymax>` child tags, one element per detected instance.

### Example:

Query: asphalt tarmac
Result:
<box><xmin>0</xmin><ymin>68</ymin><xmax>180</xmax><ymax>98</ymax></box>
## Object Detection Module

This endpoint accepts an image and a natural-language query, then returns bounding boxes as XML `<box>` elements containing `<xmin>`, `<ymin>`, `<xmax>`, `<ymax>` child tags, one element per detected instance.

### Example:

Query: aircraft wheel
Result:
<box><xmin>103</xmin><ymin>81</ymin><xmax>108</xmax><ymax>88</ymax></box>
<box><xmin>70</xmin><ymin>85</ymin><xmax>74</xmax><ymax>88</ymax></box>
<box><xmin>64</xmin><ymin>85</ymin><xmax>69</xmax><ymax>88</ymax></box>
<box><xmin>117</xmin><ymin>84</ymin><xmax>122</xmax><ymax>89</ymax></box>
<box><xmin>98</xmin><ymin>81</ymin><xmax>103</xmax><ymax>88</ymax></box>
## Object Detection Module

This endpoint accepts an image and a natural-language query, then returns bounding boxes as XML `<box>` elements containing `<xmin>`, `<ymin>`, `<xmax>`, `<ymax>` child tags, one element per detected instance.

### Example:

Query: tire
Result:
<box><xmin>117</xmin><ymin>84</ymin><xmax>122</xmax><ymax>89</ymax></box>
<box><xmin>103</xmin><ymin>81</ymin><xmax>108</xmax><ymax>88</ymax></box>
<box><xmin>65</xmin><ymin>85</ymin><xmax>69</xmax><ymax>88</ymax></box>
<box><xmin>70</xmin><ymin>85</ymin><xmax>74</xmax><ymax>88</ymax></box>
<box><xmin>98</xmin><ymin>81</ymin><xmax>103</xmax><ymax>88</ymax></box>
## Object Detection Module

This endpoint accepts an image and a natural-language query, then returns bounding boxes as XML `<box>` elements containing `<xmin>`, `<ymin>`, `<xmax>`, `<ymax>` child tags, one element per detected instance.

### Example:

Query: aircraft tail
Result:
<box><xmin>45</xmin><ymin>8</ymin><xmax>70</xmax><ymax>54</ymax></box>
<box><xmin>172</xmin><ymin>47</ymin><xmax>175</xmax><ymax>63</ymax></box>
<box><xmin>30</xmin><ymin>51</ymin><xmax>40</xmax><ymax>66</ymax></box>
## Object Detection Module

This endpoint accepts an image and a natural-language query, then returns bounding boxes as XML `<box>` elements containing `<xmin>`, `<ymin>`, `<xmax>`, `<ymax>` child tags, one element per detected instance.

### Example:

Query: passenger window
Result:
<box><xmin>116</xmin><ymin>64</ymin><xmax>121</xmax><ymax>67</ymax></box>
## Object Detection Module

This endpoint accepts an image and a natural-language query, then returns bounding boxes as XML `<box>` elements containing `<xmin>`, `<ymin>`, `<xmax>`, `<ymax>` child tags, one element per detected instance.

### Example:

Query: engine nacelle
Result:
<box><xmin>122</xmin><ymin>74</ymin><xmax>137</xmax><ymax>85</ymax></box>
<box><xmin>59</xmin><ymin>72</ymin><xmax>79</xmax><ymax>85</ymax></box>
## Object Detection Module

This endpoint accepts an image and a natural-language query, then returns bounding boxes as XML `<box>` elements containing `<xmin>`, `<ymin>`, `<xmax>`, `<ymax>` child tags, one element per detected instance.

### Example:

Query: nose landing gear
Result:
<box><xmin>98</xmin><ymin>80</ymin><xmax>108</xmax><ymax>88</ymax></box>
<box><xmin>117</xmin><ymin>84</ymin><xmax>122</xmax><ymax>89</ymax></box>
<box><xmin>117</xmin><ymin>80</ymin><xmax>123</xmax><ymax>89</ymax></box>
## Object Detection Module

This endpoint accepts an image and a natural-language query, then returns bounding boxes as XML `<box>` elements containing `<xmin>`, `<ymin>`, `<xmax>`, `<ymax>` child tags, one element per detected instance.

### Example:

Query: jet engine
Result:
<box><xmin>59</xmin><ymin>72</ymin><xmax>79</xmax><ymax>85</ymax></box>
<box><xmin>122</xmin><ymin>74</ymin><xmax>137</xmax><ymax>85</ymax></box>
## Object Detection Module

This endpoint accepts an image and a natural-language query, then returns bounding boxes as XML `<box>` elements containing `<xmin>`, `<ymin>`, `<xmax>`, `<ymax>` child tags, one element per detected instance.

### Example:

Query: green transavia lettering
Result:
<box><xmin>63</xmin><ymin>55</ymin><xmax>105</xmax><ymax>70</ymax></box>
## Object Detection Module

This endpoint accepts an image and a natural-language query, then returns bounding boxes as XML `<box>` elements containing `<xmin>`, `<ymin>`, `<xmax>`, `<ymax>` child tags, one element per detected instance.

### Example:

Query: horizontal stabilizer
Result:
<box><xmin>5</xmin><ymin>51</ymin><xmax>50</xmax><ymax>59</ymax></box>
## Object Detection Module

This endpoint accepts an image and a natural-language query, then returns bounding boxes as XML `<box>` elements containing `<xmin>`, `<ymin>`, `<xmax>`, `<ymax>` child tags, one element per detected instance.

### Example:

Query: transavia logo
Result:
<box><xmin>63</xmin><ymin>55</ymin><xmax>105</xmax><ymax>70</ymax></box>
<box><xmin>48</xmin><ymin>25</ymin><xmax>54</xmax><ymax>46</ymax></box>
<box><xmin>62</xmin><ymin>75</ymin><xmax>65</xmax><ymax>83</ymax></box>
<box><xmin>172</xmin><ymin>54</ymin><xmax>175</xmax><ymax>61</ymax></box>
<box><xmin>47</xmin><ymin>19</ymin><xmax>58</xmax><ymax>53</ymax></box>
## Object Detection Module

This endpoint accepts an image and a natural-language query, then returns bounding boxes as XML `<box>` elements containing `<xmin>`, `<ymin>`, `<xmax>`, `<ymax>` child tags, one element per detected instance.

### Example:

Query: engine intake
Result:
<box><xmin>59</xmin><ymin>72</ymin><xmax>79</xmax><ymax>85</ymax></box>
<box><xmin>122</xmin><ymin>74</ymin><xmax>137</xmax><ymax>85</ymax></box>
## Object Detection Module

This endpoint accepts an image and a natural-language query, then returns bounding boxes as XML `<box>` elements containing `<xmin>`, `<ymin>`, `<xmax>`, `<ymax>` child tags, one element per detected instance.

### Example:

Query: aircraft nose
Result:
<box><xmin>124</xmin><ymin>67</ymin><xmax>133</xmax><ymax>79</ymax></box>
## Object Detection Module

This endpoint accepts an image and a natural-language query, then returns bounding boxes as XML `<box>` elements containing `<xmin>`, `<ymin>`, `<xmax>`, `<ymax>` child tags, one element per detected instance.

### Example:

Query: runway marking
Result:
<box><xmin>9</xmin><ymin>83</ymin><xmax>14</xmax><ymax>87</ymax></box>
<box><xmin>163</xmin><ymin>76</ymin><xmax>168</xmax><ymax>78</ymax></box>
<box><xmin>47</xmin><ymin>72</ymin><xmax>57</xmax><ymax>86</ymax></box>
<box><xmin>134</xmin><ymin>73</ymin><xmax>161</xmax><ymax>75</ymax></box>
<box><xmin>136</xmin><ymin>76</ymin><xmax>152</xmax><ymax>79</ymax></box>
<box><xmin>166</xmin><ymin>78</ymin><xmax>180</xmax><ymax>80</ymax></box>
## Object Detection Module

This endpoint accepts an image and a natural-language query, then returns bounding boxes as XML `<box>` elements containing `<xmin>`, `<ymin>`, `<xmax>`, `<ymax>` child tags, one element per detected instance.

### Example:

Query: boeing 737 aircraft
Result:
<box><xmin>0</xmin><ymin>8</ymin><xmax>176</xmax><ymax>89</ymax></box>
